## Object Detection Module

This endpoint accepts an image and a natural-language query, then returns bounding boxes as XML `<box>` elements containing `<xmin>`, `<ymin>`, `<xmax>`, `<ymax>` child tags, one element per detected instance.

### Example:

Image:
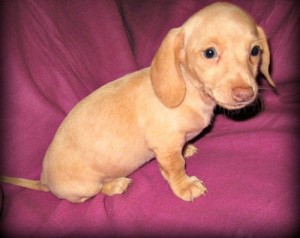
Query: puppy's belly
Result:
<box><xmin>185</xmin><ymin>130</ymin><xmax>202</xmax><ymax>142</ymax></box>
<box><xmin>97</xmin><ymin>146</ymin><xmax>155</xmax><ymax>180</ymax></box>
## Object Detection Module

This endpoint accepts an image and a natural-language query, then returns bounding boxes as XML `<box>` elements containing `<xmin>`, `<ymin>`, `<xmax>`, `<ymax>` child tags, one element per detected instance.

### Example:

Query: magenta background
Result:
<box><xmin>0</xmin><ymin>0</ymin><xmax>299</xmax><ymax>237</ymax></box>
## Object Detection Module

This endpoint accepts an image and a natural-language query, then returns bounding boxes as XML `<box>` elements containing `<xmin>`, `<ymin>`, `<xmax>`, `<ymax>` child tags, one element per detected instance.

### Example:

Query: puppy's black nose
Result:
<box><xmin>232</xmin><ymin>87</ymin><xmax>254</xmax><ymax>102</ymax></box>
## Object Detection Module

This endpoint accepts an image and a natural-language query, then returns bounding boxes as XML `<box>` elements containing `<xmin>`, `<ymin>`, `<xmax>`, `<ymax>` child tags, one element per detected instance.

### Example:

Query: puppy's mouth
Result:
<box><xmin>210</xmin><ymin>94</ymin><xmax>257</xmax><ymax>110</ymax></box>
<box><xmin>215</xmin><ymin>100</ymin><xmax>255</xmax><ymax>110</ymax></box>
<box><xmin>208</xmin><ymin>88</ymin><xmax>257</xmax><ymax>110</ymax></box>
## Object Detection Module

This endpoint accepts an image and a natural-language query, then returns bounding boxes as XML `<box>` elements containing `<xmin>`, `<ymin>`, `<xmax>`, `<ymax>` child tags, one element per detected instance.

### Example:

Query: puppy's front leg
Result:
<box><xmin>183</xmin><ymin>144</ymin><xmax>198</xmax><ymax>158</ymax></box>
<box><xmin>156</xmin><ymin>149</ymin><xmax>207</xmax><ymax>201</ymax></box>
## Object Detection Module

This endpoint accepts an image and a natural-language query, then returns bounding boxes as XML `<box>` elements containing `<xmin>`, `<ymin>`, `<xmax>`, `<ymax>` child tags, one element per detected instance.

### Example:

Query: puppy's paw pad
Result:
<box><xmin>102</xmin><ymin>177</ymin><xmax>132</xmax><ymax>196</ymax></box>
<box><xmin>175</xmin><ymin>176</ymin><xmax>207</xmax><ymax>202</ymax></box>
<box><xmin>183</xmin><ymin>144</ymin><xmax>198</xmax><ymax>158</ymax></box>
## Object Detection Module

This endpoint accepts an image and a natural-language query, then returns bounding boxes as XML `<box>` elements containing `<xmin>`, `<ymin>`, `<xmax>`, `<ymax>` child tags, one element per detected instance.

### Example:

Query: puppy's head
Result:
<box><xmin>150</xmin><ymin>2</ymin><xmax>275</xmax><ymax>109</ymax></box>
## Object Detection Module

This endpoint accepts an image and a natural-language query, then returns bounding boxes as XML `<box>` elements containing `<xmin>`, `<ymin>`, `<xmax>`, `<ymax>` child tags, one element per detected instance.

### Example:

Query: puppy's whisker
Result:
<box><xmin>258</xmin><ymin>86</ymin><xmax>273</xmax><ymax>91</ymax></box>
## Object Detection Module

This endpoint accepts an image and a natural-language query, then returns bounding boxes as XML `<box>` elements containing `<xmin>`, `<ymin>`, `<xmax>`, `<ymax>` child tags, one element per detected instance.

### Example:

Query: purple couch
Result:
<box><xmin>1</xmin><ymin>0</ymin><xmax>299</xmax><ymax>236</ymax></box>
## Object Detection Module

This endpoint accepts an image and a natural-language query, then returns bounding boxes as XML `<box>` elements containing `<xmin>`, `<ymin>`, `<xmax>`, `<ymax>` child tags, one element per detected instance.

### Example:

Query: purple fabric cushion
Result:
<box><xmin>1</xmin><ymin>0</ymin><xmax>299</xmax><ymax>236</ymax></box>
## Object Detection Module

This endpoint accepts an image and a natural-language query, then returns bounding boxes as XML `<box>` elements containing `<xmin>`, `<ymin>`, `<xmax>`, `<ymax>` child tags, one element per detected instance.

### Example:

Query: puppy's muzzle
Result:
<box><xmin>232</xmin><ymin>87</ymin><xmax>255</xmax><ymax>103</ymax></box>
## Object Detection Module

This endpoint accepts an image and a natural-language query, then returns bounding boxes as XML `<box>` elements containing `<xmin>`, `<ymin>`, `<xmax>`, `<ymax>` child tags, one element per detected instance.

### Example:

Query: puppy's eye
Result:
<box><xmin>203</xmin><ymin>47</ymin><xmax>217</xmax><ymax>59</ymax></box>
<box><xmin>250</xmin><ymin>45</ymin><xmax>260</xmax><ymax>56</ymax></box>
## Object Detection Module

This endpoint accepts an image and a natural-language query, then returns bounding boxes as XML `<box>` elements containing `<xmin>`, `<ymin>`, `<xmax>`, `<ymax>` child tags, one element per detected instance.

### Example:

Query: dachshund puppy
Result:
<box><xmin>1</xmin><ymin>2</ymin><xmax>275</xmax><ymax>202</ymax></box>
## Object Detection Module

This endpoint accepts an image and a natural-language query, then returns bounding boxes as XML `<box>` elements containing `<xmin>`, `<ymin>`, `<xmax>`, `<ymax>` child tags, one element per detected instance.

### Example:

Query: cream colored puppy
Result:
<box><xmin>1</xmin><ymin>2</ymin><xmax>275</xmax><ymax>202</ymax></box>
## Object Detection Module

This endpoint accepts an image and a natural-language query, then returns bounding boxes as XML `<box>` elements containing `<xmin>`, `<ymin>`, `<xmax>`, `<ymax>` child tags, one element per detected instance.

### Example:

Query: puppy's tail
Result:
<box><xmin>0</xmin><ymin>176</ymin><xmax>49</xmax><ymax>192</ymax></box>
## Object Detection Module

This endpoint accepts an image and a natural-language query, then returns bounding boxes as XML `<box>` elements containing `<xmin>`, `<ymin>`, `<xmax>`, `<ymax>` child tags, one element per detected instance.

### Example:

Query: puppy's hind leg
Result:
<box><xmin>64</xmin><ymin>182</ymin><xmax>104</xmax><ymax>203</ymax></box>
<box><xmin>101</xmin><ymin>177</ymin><xmax>132</xmax><ymax>196</ymax></box>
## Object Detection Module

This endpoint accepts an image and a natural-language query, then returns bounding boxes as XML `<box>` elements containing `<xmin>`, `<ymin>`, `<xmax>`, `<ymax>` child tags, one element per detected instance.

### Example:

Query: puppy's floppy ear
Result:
<box><xmin>150</xmin><ymin>28</ymin><xmax>185</xmax><ymax>108</ymax></box>
<box><xmin>257</xmin><ymin>26</ymin><xmax>276</xmax><ymax>87</ymax></box>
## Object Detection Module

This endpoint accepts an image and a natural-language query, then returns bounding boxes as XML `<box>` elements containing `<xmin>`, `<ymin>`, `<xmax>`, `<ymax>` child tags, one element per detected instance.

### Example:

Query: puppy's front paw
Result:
<box><xmin>173</xmin><ymin>176</ymin><xmax>207</xmax><ymax>201</ymax></box>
